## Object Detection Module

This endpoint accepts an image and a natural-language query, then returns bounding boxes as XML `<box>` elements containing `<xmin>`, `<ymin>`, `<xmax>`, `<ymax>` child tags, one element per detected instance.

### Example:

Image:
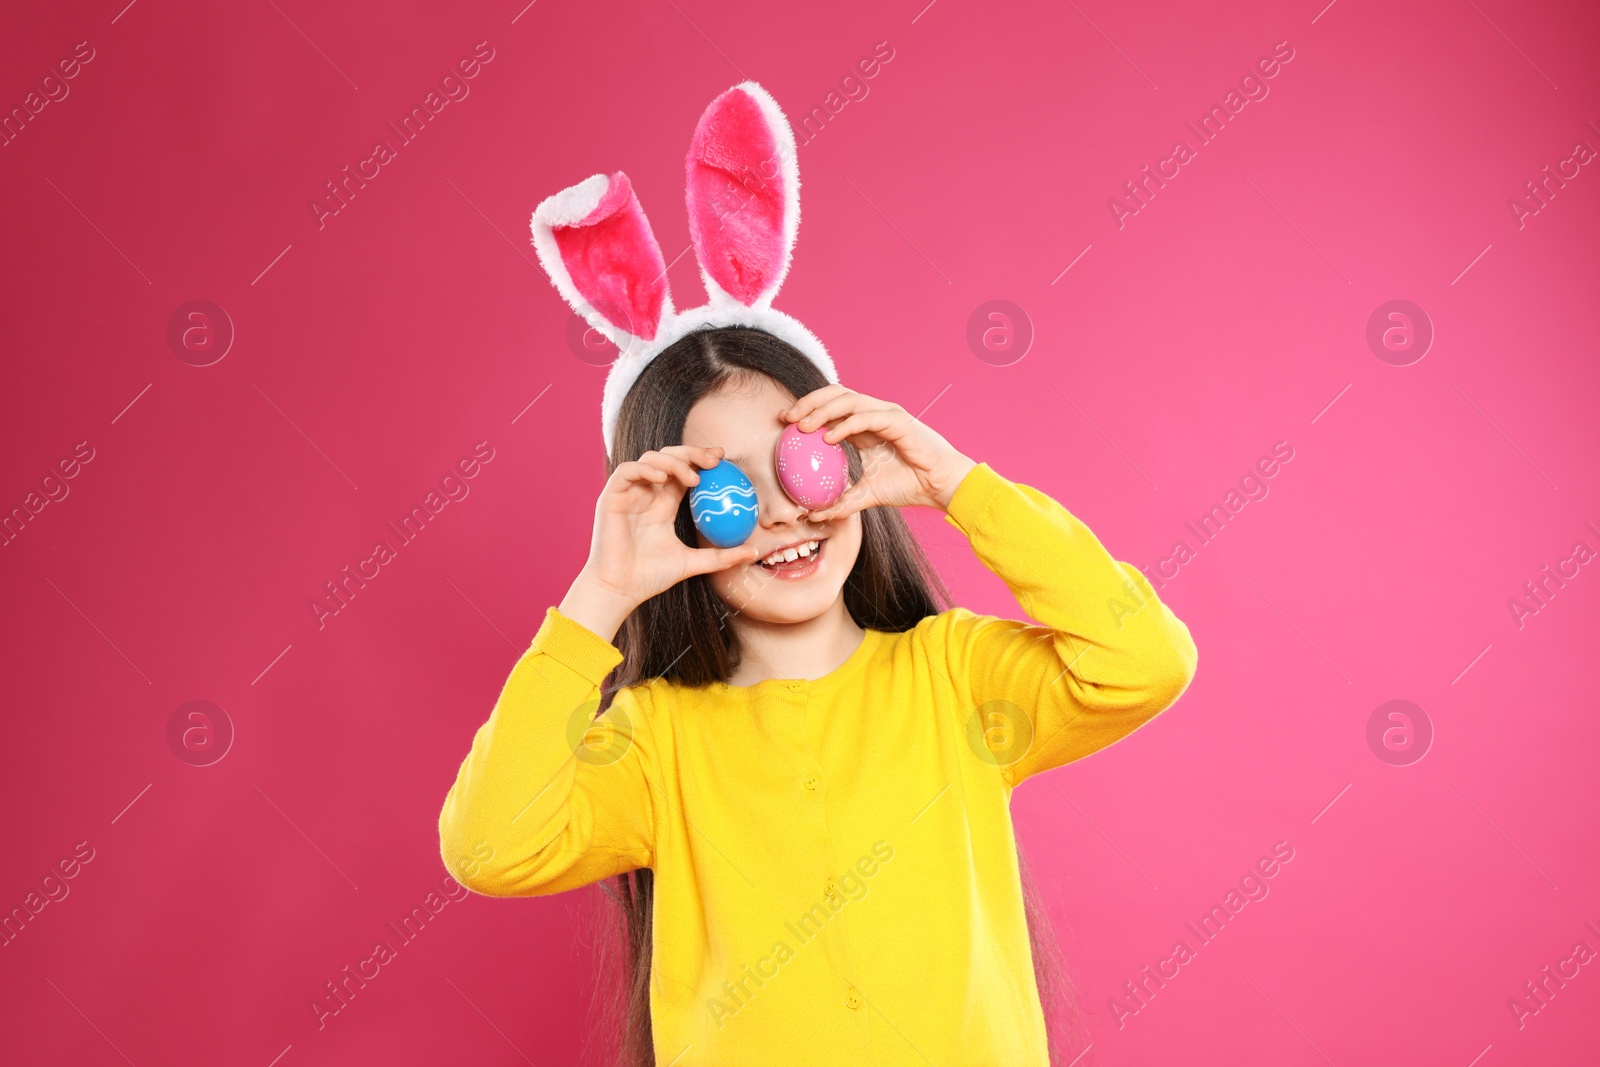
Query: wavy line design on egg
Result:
<box><xmin>691</xmin><ymin>483</ymin><xmax>757</xmax><ymax>519</ymax></box>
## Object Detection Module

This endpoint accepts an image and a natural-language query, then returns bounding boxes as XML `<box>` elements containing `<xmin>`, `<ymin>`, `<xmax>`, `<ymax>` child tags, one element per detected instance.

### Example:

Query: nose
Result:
<box><xmin>758</xmin><ymin>480</ymin><xmax>808</xmax><ymax>527</ymax></box>
<box><xmin>751</xmin><ymin>462</ymin><xmax>808</xmax><ymax>529</ymax></box>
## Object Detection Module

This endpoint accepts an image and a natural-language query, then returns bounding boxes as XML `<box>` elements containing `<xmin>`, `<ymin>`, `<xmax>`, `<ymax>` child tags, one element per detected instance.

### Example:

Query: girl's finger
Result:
<box><xmin>807</xmin><ymin>477</ymin><xmax>876</xmax><ymax>523</ymax></box>
<box><xmin>682</xmin><ymin>543</ymin><xmax>761</xmax><ymax>577</ymax></box>
<box><xmin>659</xmin><ymin>443</ymin><xmax>725</xmax><ymax>469</ymax></box>
<box><xmin>821</xmin><ymin>408</ymin><xmax>902</xmax><ymax>446</ymax></box>
<box><xmin>793</xmin><ymin>391</ymin><xmax>867</xmax><ymax>433</ymax></box>
<box><xmin>612</xmin><ymin>460</ymin><xmax>672</xmax><ymax>489</ymax></box>
<box><xmin>782</xmin><ymin>384</ymin><xmax>849</xmax><ymax>424</ymax></box>
<box><xmin>637</xmin><ymin>449</ymin><xmax>703</xmax><ymax>488</ymax></box>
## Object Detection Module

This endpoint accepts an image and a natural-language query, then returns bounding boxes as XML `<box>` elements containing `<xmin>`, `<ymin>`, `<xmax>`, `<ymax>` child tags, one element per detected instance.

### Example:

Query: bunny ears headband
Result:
<box><xmin>530</xmin><ymin>81</ymin><xmax>838</xmax><ymax>460</ymax></box>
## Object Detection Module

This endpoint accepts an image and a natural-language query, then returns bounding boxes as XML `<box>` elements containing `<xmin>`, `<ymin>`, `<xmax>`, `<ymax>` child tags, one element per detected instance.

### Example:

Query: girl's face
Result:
<box><xmin>685</xmin><ymin>374</ymin><xmax>862</xmax><ymax>625</ymax></box>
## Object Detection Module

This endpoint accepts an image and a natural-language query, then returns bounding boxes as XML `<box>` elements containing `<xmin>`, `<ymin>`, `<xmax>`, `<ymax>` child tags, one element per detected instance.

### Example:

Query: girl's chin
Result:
<box><xmin>716</xmin><ymin>582</ymin><xmax>845</xmax><ymax>623</ymax></box>
<box><xmin>735</xmin><ymin>602</ymin><xmax>840</xmax><ymax>626</ymax></box>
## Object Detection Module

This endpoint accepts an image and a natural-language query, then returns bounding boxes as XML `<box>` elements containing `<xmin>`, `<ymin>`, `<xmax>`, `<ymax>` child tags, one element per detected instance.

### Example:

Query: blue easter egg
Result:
<box><xmin>690</xmin><ymin>459</ymin><xmax>758</xmax><ymax>548</ymax></box>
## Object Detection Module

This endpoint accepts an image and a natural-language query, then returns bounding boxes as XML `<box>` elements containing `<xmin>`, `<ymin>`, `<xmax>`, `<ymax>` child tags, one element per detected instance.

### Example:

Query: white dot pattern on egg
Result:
<box><xmin>775</xmin><ymin>423</ymin><xmax>848</xmax><ymax>510</ymax></box>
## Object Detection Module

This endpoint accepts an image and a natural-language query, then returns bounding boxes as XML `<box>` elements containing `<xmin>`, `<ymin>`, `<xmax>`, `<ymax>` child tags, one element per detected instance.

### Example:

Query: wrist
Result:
<box><xmin>559</xmin><ymin>570</ymin><xmax>638</xmax><ymax>644</ymax></box>
<box><xmin>932</xmin><ymin>455</ymin><xmax>979</xmax><ymax>510</ymax></box>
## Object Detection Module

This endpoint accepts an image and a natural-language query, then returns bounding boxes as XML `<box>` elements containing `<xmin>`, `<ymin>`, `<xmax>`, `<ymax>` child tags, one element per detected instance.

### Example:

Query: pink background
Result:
<box><xmin>2</xmin><ymin>0</ymin><xmax>1597</xmax><ymax>1063</ymax></box>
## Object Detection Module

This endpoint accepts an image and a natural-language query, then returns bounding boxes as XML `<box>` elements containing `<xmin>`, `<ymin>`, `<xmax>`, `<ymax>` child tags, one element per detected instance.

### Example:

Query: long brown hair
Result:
<box><xmin>581</xmin><ymin>326</ymin><xmax>1082</xmax><ymax>1065</ymax></box>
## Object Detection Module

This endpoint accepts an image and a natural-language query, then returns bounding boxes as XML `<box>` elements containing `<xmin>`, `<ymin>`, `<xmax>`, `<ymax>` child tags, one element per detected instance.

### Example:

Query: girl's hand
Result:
<box><xmin>564</xmin><ymin>445</ymin><xmax>760</xmax><ymax>640</ymax></box>
<box><xmin>784</xmin><ymin>386</ymin><xmax>977</xmax><ymax>522</ymax></box>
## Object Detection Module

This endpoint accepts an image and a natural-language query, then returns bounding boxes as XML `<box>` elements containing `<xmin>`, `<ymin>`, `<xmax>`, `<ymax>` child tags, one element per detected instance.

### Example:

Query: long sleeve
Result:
<box><xmin>938</xmin><ymin>462</ymin><xmax>1197</xmax><ymax>788</ymax></box>
<box><xmin>438</xmin><ymin>606</ymin><xmax>657</xmax><ymax>896</ymax></box>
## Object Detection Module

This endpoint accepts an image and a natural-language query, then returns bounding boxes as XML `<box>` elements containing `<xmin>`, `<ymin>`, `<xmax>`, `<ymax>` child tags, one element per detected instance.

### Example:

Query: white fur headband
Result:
<box><xmin>530</xmin><ymin>81</ymin><xmax>839</xmax><ymax>460</ymax></box>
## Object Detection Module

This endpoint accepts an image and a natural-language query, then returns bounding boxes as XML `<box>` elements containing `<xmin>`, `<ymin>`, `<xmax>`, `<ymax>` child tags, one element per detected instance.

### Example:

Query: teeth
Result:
<box><xmin>762</xmin><ymin>540</ymin><xmax>819</xmax><ymax>566</ymax></box>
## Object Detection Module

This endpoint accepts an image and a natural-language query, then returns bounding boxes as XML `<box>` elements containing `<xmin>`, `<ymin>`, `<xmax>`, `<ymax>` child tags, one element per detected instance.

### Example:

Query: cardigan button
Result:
<box><xmin>803</xmin><ymin>775</ymin><xmax>821</xmax><ymax>791</ymax></box>
<box><xmin>825</xmin><ymin>881</ymin><xmax>841</xmax><ymax>902</ymax></box>
<box><xmin>786</xmin><ymin>681</ymin><xmax>803</xmax><ymax>692</ymax></box>
<box><xmin>845</xmin><ymin>986</ymin><xmax>862</xmax><ymax>1010</ymax></box>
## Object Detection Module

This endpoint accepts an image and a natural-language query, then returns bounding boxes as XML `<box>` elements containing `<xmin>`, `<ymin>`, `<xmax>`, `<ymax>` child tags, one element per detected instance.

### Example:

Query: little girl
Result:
<box><xmin>438</xmin><ymin>84</ymin><xmax>1197</xmax><ymax>1067</ymax></box>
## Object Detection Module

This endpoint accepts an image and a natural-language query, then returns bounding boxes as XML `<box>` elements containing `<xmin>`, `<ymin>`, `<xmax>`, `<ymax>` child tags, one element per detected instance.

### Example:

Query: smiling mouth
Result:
<box><xmin>756</xmin><ymin>538</ymin><xmax>825</xmax><ymax>578</ymax></box>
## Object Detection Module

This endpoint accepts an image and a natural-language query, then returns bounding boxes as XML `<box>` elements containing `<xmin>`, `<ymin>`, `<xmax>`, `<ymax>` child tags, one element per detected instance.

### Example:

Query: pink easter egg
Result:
<box><xmin>774</xmin><ymin>422</ymin><xmax>849</xmax><ymax>510</ymax></box>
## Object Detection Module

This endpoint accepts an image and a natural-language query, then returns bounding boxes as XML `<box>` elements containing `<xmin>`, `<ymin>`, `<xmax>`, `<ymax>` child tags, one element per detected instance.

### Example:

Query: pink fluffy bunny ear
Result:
<box><xmin>685</xmin><ymin>82</ymin><xmax>801</xmax><ymax>309</ymax></box>
<box><xmin>531</xmin><ymin>171</ymin><xmax>673</xmax><ymax>352</ymax></box>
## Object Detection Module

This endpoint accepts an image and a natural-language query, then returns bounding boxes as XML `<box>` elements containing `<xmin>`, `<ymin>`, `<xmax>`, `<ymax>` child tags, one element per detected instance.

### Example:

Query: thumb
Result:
<box><xmin>683</xmin><ymin>543</ymin><xmax>760</xmax><ymax>577</ymax></box>
<box><xmin>808</xmin><ymin>481</ymin><xmax>874</xmax><ymax>524</ymax></box>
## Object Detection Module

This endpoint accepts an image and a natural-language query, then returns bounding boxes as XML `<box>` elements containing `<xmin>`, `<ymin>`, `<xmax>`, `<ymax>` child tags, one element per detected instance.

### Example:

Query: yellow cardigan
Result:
<box><xmin>438</xmin><ymin>461</ymin><xmax>1197</xmax><ymax>1065</ymax></box>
